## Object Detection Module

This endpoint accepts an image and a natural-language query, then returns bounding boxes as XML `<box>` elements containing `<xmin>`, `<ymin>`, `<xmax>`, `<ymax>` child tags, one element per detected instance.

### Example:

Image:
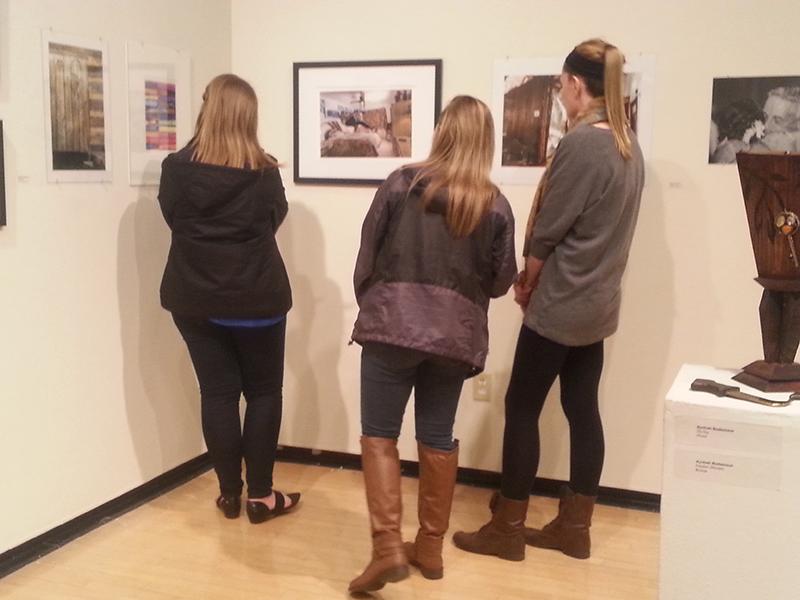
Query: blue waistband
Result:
<box><xmin>209</xmin><ymin>315</ymin><xmax>286</xmax><ymax>328</ymax></box>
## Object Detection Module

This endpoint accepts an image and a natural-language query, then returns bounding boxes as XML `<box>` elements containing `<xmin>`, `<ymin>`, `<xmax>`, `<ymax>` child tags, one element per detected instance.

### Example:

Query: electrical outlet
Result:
<box><xmin>473</xmin><ymin>373</ymin><xmax>491</xmax><ymax>402</ymax></box>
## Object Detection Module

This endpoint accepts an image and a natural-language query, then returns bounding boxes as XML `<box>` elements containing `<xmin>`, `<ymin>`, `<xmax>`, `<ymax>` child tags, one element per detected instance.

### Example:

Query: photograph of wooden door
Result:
<box><xmin>501</xmin><ymin>75</ymin><xmax>558</xmax><ymax>167</ymax></box>
<box><xmin>48</xmin><ymin>42</ymin><xmax>106</xmax><ymax>171</ymax></box>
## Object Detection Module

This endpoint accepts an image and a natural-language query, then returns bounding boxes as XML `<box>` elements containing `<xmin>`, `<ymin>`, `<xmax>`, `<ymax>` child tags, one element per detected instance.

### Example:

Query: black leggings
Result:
<box><xmin>173</xmin><ymin>315</ymin><xmax>286</xmax><ymax>498</ymax></box>
<box><xmin>501</xmin><ymin>325</ymin><xmax>605</xmax><ymax>500</ymax></box>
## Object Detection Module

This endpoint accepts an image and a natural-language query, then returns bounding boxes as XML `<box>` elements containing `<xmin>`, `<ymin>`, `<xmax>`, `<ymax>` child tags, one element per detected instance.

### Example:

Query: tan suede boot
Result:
<box><xmin>452</xmin><ymin>492</ymin><xmax>527</xmax><ymax>561</ymax></box>
<box><xmin>404</xmin><ymin>441</ymin><xmax>459</xmax><ymax>579</ymax></box>
<box><xmin>348</xmin><ymin>437</ymin><xmax>410</xmax><ymax>594</ymax></box>
<box><xmin>524</xmin><ymin>486</ymin><xmax>596</xmax><ymax>559</ymax></box>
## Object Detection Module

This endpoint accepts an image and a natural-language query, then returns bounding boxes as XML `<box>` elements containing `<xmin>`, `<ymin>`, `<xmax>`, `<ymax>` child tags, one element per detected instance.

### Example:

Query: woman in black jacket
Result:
<box><xmin>158</xmin><ymin>74</ymin><xmax>299</xmax><ymax>524</ymax></box>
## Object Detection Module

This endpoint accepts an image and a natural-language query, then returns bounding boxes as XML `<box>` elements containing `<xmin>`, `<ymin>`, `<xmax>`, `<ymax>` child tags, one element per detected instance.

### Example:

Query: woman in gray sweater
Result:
<box><xmin>454</xmin><ymin>39</ymin><xmax>645</xmax><ymax>562</ymax></box>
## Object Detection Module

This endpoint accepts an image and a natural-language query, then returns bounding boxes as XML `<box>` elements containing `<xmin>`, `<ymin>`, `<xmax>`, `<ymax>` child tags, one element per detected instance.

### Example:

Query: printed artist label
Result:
<box><xmin>674</xmin><ymin>416</ymin><xmax>782</xmax><ymax>456</ymax></box>
<box><xmin>674</xmin><ymin>450</ymin><xmax>781</xmax><ymax>490</ymax></box>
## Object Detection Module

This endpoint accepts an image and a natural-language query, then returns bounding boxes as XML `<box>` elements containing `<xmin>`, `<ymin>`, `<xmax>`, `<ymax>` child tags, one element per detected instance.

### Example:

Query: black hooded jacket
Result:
<box><xmin>158</xmin><ymin>146</ymin><xmax>292</xmax><ymax>318</ymax></box>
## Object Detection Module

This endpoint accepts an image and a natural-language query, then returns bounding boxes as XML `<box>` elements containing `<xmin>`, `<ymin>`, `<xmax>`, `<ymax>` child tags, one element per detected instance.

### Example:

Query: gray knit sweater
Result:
<box><xmin>525</xmin><ymin>124</ymin><xmax>644</xmax><ymax>346</ymax></box>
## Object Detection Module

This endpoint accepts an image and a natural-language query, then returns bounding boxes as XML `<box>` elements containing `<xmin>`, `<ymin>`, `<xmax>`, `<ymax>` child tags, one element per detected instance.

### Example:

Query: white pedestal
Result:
<box><xmin>661</xmin><ymin>365</ymin><xmax>800</xmax><ymax>599</ymax></box>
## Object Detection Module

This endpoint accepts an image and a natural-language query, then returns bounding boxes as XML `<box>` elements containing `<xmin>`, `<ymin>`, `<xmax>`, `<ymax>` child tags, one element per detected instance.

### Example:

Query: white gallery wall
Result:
<box><xmin>231</xmin><ymin>0</ymin><xmax>796</xmax><ymax>493</ymax></box>
<box><xmin>1</xmin><ymin>0</ymin><xmax>794</xmax><ymax>555</ymax></box>
<box><xmin>0</xmin><ymin>0</ymin><xmax>231</xmax><ymax>553</ymax></box>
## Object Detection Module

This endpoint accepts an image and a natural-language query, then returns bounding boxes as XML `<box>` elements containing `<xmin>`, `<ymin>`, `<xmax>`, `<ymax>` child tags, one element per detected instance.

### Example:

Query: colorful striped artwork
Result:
<box><xmin>145</xmin><ymin>81</ymin><xmax>176</xmax><ymax>150</ymax></box>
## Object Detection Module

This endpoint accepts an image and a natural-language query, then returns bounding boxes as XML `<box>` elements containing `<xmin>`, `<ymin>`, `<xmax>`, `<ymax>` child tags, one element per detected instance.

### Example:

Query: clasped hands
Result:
<box><xmin>513</xmin><ymin>270</ymin><xmax>535</xmax><ymax>310</ymax></box>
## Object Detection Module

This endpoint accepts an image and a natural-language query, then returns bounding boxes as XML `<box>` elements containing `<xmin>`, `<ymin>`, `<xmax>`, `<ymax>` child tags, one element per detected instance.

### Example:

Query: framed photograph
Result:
<box><xmin>293</xmin><ymin>59</ymin><xmax>442</xmax><ymax>185</ymax></box>
<box><xmin>0</xmin><ymin>121</ymin><xmax>6</xmax><ymax>227</ymax></box>
<box><xmin>126</xmin><ymin>42</ymin><xmax>191</xmax><ymax>185</ymax></box>
<box><xmin>492</xmin><ymin>55</ymin><xmax>655</xmax><ymax>185</ymax></box>
<box><xmin>709</xmin><ymin>76</ymin><xmax>800</xmax><ymax>164</ymax></box>
<box><xmin>42</xmin><ymin>30</ymin><xmax>112</xmax><ymax>183</ymax></box>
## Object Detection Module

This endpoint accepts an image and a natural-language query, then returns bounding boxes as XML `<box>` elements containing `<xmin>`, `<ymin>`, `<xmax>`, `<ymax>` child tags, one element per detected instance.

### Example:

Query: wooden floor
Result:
<box><xmin>0</xmin><ymin>462</ymin><xmax>659</xmax><ymax>599</ymax></box>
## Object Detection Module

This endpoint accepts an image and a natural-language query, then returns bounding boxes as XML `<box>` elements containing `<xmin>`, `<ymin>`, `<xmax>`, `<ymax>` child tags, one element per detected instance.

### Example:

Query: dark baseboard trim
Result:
<box><xmin>0</xmin><ymin>445</ymin><xmax>659</xmax><ymax>580</ymax></box>
<box><xmin>276</xmin><ymin>445</ymin><xmax>661</xmax><ymax>513</ymax></box>
<box><xmin>0</xmin><ymin>453</ymin><xmax>212</xmax><ymax>580</ymax></box>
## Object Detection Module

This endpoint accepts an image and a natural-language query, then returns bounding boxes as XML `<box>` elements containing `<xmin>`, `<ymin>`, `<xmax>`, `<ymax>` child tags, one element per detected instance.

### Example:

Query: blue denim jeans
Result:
<box><xmin>360</xmin><ymin>343</ymin><xmax>471</xmax><ymax>451</ymax></box>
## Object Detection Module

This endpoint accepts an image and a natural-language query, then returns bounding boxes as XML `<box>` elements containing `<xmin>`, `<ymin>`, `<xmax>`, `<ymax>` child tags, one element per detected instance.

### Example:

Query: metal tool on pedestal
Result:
<box><xmin>691</xmin><ymin>378</ymin><xmax>800</xmax><ymax>407</ymax></box>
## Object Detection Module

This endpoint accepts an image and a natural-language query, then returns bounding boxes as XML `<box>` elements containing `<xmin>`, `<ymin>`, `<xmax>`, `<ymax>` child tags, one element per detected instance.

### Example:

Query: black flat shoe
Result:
<box><xmin>246</xmin><ymin>491</ymin><xmax>301</xmax><ymax>524</ymax></box>
<box><xmin>216</xmin><ymin>494</ymin><xmax>241</xmax><ymax>519</ymax></box>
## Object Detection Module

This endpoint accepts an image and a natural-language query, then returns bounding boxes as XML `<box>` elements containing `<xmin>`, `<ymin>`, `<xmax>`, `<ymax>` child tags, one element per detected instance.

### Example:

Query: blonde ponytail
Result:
<box><xmin>567</xmin><ymin>39</ymin><xmax>633</xmax><ymax>160</ymax></box>
<box><xmin>602</xmin><ymin>46</ymin><xmax>632</xmax><ymax>159</ymax></box>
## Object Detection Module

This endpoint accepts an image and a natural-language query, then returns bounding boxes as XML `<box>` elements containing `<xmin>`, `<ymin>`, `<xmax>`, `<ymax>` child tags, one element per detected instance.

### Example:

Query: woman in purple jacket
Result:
<box><xmin>348</xmin><ymin>95</ymin><xmax>517</xmax><ymax>594</ymax></box>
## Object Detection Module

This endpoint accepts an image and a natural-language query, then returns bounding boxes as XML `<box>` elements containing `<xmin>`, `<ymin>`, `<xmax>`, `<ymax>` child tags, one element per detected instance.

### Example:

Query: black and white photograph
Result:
<box><xmin>42</xmin><ymin>31</ymin><xmax>112</xmax><ymax>182</ymax></box>
<box><xmin>709</xmin><ymin>76</ymin><xmax>800</xmax><ymax>164</ymax></box>
<box><xmin>320</xmin><ymin>89</ymin><xmax>411</xmax><ymax>158</ymax></box>
<box><xmin>492</xmin><ymin>56</ymin><xmax>654</xmax><ymax>184</ymax></box>
<box><xmin>294</xmin><ymin>60</ymin><xmax>441</xmax><ymax>185</ymax></box>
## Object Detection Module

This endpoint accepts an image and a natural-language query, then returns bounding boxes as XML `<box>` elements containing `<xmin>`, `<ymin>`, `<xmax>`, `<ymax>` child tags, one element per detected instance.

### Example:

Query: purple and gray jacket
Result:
<box><xmin>351</xmin><ymin>167</ymin><xmax>516</xmax><ymax>374</ymax></box>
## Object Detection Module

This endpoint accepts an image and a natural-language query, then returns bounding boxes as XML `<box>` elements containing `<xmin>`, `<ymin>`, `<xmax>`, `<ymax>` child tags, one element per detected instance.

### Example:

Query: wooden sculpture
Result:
<box><xmin>735</xmin><ymin>152</ymin><xmax>800</xmax><ymax>391</ymax></box>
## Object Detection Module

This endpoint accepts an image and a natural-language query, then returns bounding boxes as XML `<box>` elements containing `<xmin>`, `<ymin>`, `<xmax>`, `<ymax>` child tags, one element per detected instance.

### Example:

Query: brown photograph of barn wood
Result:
<box><xmin>48</xmin><ymin>42</ymin><xmax>106</xmax><ymax>170</ymax></box>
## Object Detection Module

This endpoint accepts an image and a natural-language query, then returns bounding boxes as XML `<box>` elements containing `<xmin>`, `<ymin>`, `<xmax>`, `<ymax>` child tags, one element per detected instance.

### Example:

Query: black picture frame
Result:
<box><xmin>0</xmin><ymin>121</ymin><xmax>5</xmax><ymax>227</ymax></box>
<box><xmin>293</xmin><ymin>59</ymin><xmax>442</xmax><ymax>185</ymax></box>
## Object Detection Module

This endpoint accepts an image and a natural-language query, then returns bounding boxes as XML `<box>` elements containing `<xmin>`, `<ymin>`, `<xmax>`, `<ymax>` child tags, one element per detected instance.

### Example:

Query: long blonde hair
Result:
<box><xmin>408</xmin><ymin>95</ymin><xmax>497</xmax><ymax>238</ymax></box>
<box><xmin>525</xmin><ymin>39</ymin><xmax>630</xmax><ymax>245</ymax></box>
<box><xmin>191</xmin><ymin>74</ymin><xmax>276</xmax><ymax>170</ymax></box>
<box><xmin>568</xmin><ymin>38</ymin><xmax>631</xmax><ymax>159</ymax></box>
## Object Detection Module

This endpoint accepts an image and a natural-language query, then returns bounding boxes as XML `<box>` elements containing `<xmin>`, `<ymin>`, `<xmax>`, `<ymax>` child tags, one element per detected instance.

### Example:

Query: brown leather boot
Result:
<box><xmin>404</xmin><ymin>440</ymin><xmax>459</xmax><ymax>579</ymax></box>
<box><xmin>524</xmin><ymin>486</ymin><xmax>596</xmax><ymax>559</ymax></box>
<box><xmin>348</xmin><ymin>437</ymin><xmax>410</xmax><ymax>594</ymax></box>
<box><xmin>451</xmin><ymin>492</ymin><xmax>527</xmax><ymax>561</ymax></box>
